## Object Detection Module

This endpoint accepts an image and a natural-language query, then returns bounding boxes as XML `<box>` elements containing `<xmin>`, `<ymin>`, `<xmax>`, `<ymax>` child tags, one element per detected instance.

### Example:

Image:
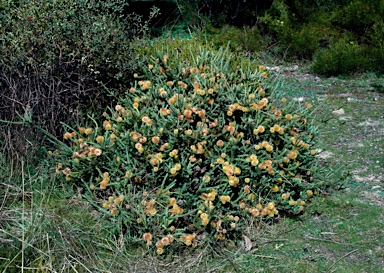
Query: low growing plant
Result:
<box><xmin>50</xmin><ymin>44</ymin><xmax>321</xmax><ymax>255</ymax></box>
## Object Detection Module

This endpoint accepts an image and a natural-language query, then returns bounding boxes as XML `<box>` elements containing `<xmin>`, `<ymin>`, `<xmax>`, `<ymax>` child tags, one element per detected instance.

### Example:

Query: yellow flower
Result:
<box><xmin>156</xmin><ymin>248</ymin><xmax>164</xmax><ymax>255</ymax></box>
<box><xmin>63</xmin><ymin>132</ymin><xmax>72</xmax><ymax>139</ymax></box>
<box><xmin>94</xmin><ymin>148</ymin><xmax>102</xmax><ymax>156</ymax></box>
<box><xmin>151</xmin><ymin>136</ymin><xmax>160</xmax><ymax>144</ymax></box>
<box><xmin>216</xmin><ymin>140</ymin><xmax>224</xmax><ymax>147</ymax></box>
<box><xmin>259</xmin><ymin>98</ymin><xmax>268</xmax><ymax>107</ymax></box>
<box><xmin>100</xmin><ymin>180</ymin><xmax>108</xmax><ymax>190</ymax></box>
<box><xmin>189</xmin><ymin>155</ymin><xmax>197</xmax><ymax>162</ymax></box>
<box><xmin>96</xmin><ymin>136</ymin><xmax>104</xmax><ymax>143</ymax></box>
<box><xmin>257</xmin><ymin>125</ymin><xmax>265</xmax><ymax>133</ymax></box>
<box><xmin>185</xmin><ymin>129</ymin><xmax>193</xmax><ymax>135</ymax></box>
<box><xmin>287</xmin><ymin>150</ymin><xmax>298</xmax><ymax>160</ymax></box>
<box><xmin>169</xmin><ymin>149</ymin><xmax>178</xmax><ymax>158</ymax></box>
<box><xmin>83</xmin><ymin>128</ymin><xmax>93</xmax><ymax>135</ymax></box>
<box><xmin>220</xmin><ymin>195</ymin><xmax>231</xmax><ymax>204</ymax></box>
<box><xmin>265</xmin><ymin>144</ymin><xmax>273</xmax><ymax>152</ymax></box>
<box><xmin>306</xmin><ymin>190</ymin><xmax>313</xmax><ymax>196</ymax></box>
<box><xmin>272</xmin><ymin>185</ymin><xmax>279</xmax><ymax>192</ymax></box>
<box><xmin>141</xmin><ymin>115</ymin><xmax>150</xmax><ymax>123</ymax></box>
<box><xmin>203</xmin><ymin>175</ymin><xmax>210</xmax><ymax>183</ymax></box>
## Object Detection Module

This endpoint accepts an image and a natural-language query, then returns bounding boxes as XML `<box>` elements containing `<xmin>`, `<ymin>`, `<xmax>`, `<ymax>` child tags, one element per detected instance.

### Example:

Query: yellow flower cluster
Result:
<box><xmin>170</xmin><ymin>163</ymin><xmax>181</xmax><ymax>176</ymax></box>
<box><xmin>201</xmin><ymin>189</ymin><xmax>217</xmax><ymax>209</ymax></box>
<box><xmin>135</xmin><ymin>142</ymin><xmax>144</xmax><ymax>154</ymax></box>
<box><xmin>223</xmin><ymin>121</ymin><xmax>236</xmax><ymax>135</ymax></box>
<box><xmin>250</xmin><ymin>97</ymin><xmax>269</xmax><ymax>110</ymax></box>
<box><xmin>138</xmin><ymin>80</ymin><xmax>151</xmax><ymax>90</ymax></box>
<box><xmin>221</xmin><ymin>162</ymin><xmax>241</xmax><ymax>187</ymax></box>
<box><xmin>63</xmin><ymin>131</ymin><xmax>76</xmax><ymax>139</ymax></box>
<box><xmin>227</xmin><ymin>103</ymin><xmax>249</xmax><ymax>116</ymax></box>
<box><xmin>142</xmin><ymin>232</ymin><xmax>153</xmax><ymax>246</ymax></box>
<box><xmin>159</xmin><ymin>107</ymin><xmax>172</xmax><ymax>116</ymax></box>
<box><xmin>254</xmin><ymin>141</ymin><xmax>274</xmax><ymax>153</ymax></box>
<box><xmin>102</xmin><ymin>195</ymin><xmax>125</xmax><ymax>215</ymax></box>
<box><xmin>148</xmin><ymin>153</ymin><xmax>163</xmax><ymax>167</ymax></box>
<box><xmin>78</xmin><ymin>127</ymin><xmax>93</xmax><ymax>135</ymax></box>
<box><xmin>180</xmin><ymin>233</ymin><xmax>196</xmax><ymax>246</ymax></box>
<box><xmin>219</xmin><ymin>195</ymin><xmax>231</xmax><ymax>204</ymax></box>
<box><xmin>72</xmin><ymin>142</ymin><xmax>102</xmax><ymax>159</ymax></box>
<box><xmin>141</xmin><ymin>115</ymin><xmax>153</xmax><ymax>126</ymax></box>
<box><xmin>269</xmin><ymin>124</ymin><xmax>284</xmax><ymax>134</ymax></box>
<box><xmin>155</xmin><ymin>234</ymin><xmax>175</xmax><ymax>254</ymax></box>
<box><xmin>142</xmin><ymin>199</ymin><xmax>157</xmax><ymax>216</ymax></box>
<box><xmin>157</xmin><ymin>87</ymin><xmax>168</xmax><ymax>98</ymax></box>
<box><xmin>246</xmin><ymin>154</ymin><xmax>259</xmax><ymax>167</ymax></box>
<box><xmin>253</xmin><ymin>125</ymin><xmax>265</xmax><ymax>135</ymax></box>
<box><xmin>100</xmin><ymin>172</ymin><xmax>110</xmax><ymax>190</ymax></box>
<box><xmin>169</xmin><ymin>149</ymin><xmax>178</xmax><ymax>159</ymax></box>
<box><xmin>258</xmin><ymin>159</ymin><xmax>274</xmax><ymax>175</ymax></box>
<box><xmin>248</xmin><ymin>202</ymin><xmax>278</xmax><ymax>217</ymax></box>
<box><xmin>200</xmin><ymin>212</ymin><xmax>209</xmax><ymax>226</ymax></box>
<box><xmin>190</xmin><ymin>140</ymin><xmax>207</xmax><ymax>154</ymax></box>
<box><xmin>168</xmin><ymin>198</ymin><xmax>184</xmax><ymax>215</ymax></box>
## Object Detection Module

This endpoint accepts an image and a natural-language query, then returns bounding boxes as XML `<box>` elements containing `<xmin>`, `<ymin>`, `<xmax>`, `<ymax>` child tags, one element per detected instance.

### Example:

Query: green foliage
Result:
<box><xmin>173</xmin><ymin>0</ymin><xmax>273</xmax><ymax>28</ymax></box>
<box><xmin>311</xmin><ymin>38</ymin><xmax>368</xmax><ymax>76</ymax></box>
<box><xmin>135</xmin><ymin>37</ymin><xmax>262</xmax><ymax>73</ymax></box>
<box><xmin>368</xmin><ymin>21</ymin><xmax>384</xmax><ymax>73</ymax></box>
<box><xmin>50</xmin><ymin>43</ymin><xmax>322</xmax><ymax>255</ymax></box>
<box><xmin>333</xmin><ymin>0</ymin><xmax>384</xmax><ymax>35</ymax></box>
<box><xmin>0</xmin><ymin>0</ymin><xmax>158</xmax><ymax>157</ymax></box>
<box><xmin>204</xmin><ymin>25</ymin><xmax>263</xmax><ymax>53</ymax></box>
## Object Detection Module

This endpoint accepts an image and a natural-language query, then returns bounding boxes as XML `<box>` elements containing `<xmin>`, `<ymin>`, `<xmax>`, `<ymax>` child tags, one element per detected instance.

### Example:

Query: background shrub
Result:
<box><xmin>202</xmin><ymin>25</ymin><xmax>264</xmax><ymax>54</ymax></box>
<box><xmin>0</xmin><ymin>0</ymin><xmax>158</xmax><ymax>157</ymax></box>
<box><xmin>311</xmin><ymin>38</ymin><xmax>368</xmax><ymax>76</ymax></box>
<box><xmin>51</xmin><ymin>43</ymin><xmax>321</xmax><ymax>254</ymax></box>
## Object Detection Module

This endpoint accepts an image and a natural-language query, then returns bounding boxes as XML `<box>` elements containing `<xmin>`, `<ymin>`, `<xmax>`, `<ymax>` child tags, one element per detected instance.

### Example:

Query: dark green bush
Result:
<box><xmin>51</xmin><ymin>42</ymin><xmax>321</xmax><ymax>255</ymax></box>
<box><xmin>334</xmin><ymin>0</ymin><xmax>383</xmax><ymax>36</ymax></box>
<box><xmin>0</xmin><ymin>0</ymin><xmax>158</xmax><ymax>156</ymax></box>
<box><xmin>311</xmin><ymin>38</ymin><xmax>368</xmax><ymax>76</ymax></box>
<box><xmin>203</xmin><ymin>25</ymin><xmax>264</xmax><ymax>54</ymax></box>
<box><xmin>368</xmin><ymin>21</ymin><xmax>384</xmax><ymax>73</ymax></box>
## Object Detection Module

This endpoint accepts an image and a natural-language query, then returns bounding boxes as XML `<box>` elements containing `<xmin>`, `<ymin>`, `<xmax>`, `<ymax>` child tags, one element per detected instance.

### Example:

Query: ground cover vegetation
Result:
<box><xmin>0</xmin><ymin>0</ymin><xmax>383</xmax><ymax>272</ymax></box>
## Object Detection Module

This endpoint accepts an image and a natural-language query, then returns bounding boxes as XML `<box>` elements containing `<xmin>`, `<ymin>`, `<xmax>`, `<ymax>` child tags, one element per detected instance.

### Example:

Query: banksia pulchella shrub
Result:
<box><xmin>51</xmin><ymin>45</ymin><xmax>320</xmax><ymax>254</ymax></box>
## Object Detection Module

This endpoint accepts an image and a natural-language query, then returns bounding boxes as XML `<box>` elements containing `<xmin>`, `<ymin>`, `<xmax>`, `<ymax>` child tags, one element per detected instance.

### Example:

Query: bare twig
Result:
<box><xmin>325</xmin><ymin>249</ymin><xmax>358</xmax><ymax>273</ymax></box>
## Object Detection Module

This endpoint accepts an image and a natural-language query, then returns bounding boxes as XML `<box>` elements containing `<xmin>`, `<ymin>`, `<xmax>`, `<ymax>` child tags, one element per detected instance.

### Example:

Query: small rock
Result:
<box><xmin>332</xmin><ymin>108</ymin><xmax>345</xmax><ymax>115</ymax></box>
<box><xmin>372</xmin><ymin>185</ymin><xmax>381</xmax><ymax>190</ymax></box>
<box><xmin>293</xmin><ymin>97</ymin><xmax>305</xmax><ymax>102</ymax></box>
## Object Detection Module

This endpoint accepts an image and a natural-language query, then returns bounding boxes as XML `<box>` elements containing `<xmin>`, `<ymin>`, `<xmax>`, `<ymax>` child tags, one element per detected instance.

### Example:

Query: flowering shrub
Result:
<box><xmin>51</xmin><ymin>45</ymin><xmax>320</xmax><ymax>254</ymax></box>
